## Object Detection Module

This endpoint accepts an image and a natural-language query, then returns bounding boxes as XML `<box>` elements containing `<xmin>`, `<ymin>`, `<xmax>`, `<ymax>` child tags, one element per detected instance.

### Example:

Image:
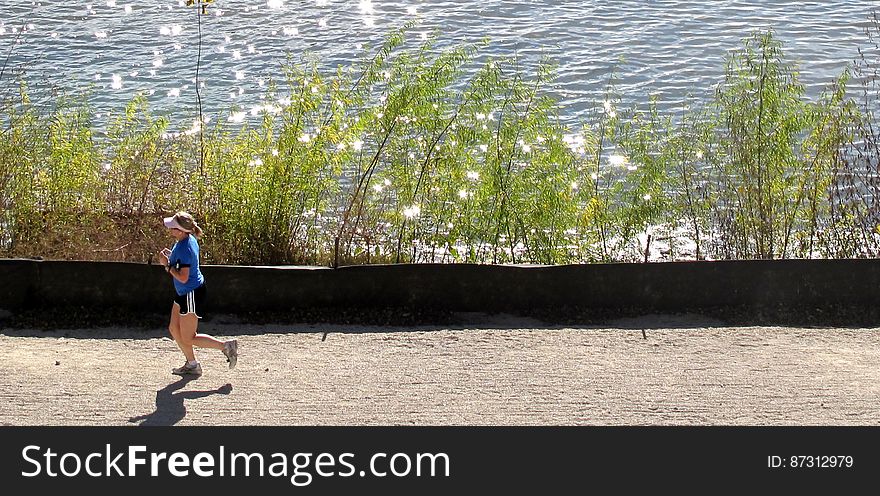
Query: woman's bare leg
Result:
<box><xmin>177</xmin><ymin>313</ymin><xmax>199</xmax><ymax>362</ymax></box>
<box><xmin>168</xmin><ymin>303</ymin><xmax>190</xmax><ymax>359</ymax></box>
<box><xmin>178</xmin><ymin>313</ymin><xmax>225</xmax><ymax>352</ymax></box>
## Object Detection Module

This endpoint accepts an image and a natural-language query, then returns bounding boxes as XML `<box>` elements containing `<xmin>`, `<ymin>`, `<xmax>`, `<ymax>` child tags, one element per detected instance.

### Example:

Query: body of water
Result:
<box><xmin>1</xmin><ymin>0</ymin><xmax>878</xmax><ymax>131</ymax></box>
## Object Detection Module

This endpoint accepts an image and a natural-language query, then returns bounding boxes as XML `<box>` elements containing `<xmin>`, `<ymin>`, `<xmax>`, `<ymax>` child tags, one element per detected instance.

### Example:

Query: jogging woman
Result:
<box><xmin>157</xmin><ymin>211</ymin><xmax>238</xmax><ymax>376</ymax></box>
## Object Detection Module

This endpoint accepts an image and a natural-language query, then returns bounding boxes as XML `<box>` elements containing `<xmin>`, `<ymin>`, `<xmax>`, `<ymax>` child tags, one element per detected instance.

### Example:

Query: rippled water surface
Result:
<box><xmin>2</xmin><ymin>1</ymin><xmax>878</xmax><ymax>130</ymax></box>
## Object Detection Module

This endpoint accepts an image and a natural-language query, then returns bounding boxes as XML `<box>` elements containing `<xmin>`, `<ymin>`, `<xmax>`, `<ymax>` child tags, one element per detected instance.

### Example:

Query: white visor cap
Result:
<box><xmin>163</xmin><ymin>216</ymin><xmax>192</xmax><ymax>233</ymax></box>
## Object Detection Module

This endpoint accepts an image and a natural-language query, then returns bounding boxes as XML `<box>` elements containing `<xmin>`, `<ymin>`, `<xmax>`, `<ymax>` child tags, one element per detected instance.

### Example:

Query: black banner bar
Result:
<box><xmin>1</xmin><ymin>427</ymin><xmax>875</xmax><ymax>492</ymax></box>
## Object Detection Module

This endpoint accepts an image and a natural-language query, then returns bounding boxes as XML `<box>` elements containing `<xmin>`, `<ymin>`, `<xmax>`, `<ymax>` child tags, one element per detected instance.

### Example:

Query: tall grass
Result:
<box><xmin>0</xmin><ymin>25</ymin><xmax>875</xmax><ymax>265</ymax></box>
<box><xmin>824</xmin><ymin>11</ymin><xmax>880</xmax><ymax>258</ymax></box>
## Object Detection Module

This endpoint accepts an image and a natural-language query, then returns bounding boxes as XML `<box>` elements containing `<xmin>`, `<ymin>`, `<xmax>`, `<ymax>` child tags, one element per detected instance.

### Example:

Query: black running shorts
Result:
<box><xmin>173</xmin><ymin>283</ymin><xmax>206</xmax><ymax>318</ymax></box>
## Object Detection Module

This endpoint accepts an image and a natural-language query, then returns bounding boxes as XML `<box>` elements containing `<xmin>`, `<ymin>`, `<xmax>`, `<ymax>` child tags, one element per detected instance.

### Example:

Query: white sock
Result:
<box><xmin>187</xmin><ymin>360</ymin><xmax>199</xmax><ymax>367</ymax></box>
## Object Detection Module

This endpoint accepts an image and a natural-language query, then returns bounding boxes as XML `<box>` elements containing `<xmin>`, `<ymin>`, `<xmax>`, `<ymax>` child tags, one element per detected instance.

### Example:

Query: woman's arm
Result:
<box><xmin>168</xmin><ymin>266</ymin><xmax>190</xmax><ymax>284</ymax></box>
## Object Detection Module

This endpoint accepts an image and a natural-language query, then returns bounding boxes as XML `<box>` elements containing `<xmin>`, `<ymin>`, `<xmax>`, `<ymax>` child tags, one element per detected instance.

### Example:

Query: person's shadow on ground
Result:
<box><xmin>128</xmin><ymin>376</ymin><xmax>232</xmax><ymax>426</ymax></box>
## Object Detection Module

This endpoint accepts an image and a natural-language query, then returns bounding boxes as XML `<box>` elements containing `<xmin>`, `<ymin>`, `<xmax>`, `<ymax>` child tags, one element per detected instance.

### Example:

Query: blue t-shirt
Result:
<box><xmin>168</xmin><ymin>234</ymin><xmax>205</xmax><ymax>295</ymax></box>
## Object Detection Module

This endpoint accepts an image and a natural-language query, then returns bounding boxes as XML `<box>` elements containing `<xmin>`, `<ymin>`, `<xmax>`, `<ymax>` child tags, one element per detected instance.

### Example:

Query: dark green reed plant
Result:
<box><xmin>104</xmin><ymin>94</ymin><xmax>173</xmax><ymax>215</ymax></box>
<box><xmin>201</xmin><ymin>61</ymin><xmax>349</xmax><ymax>265</ymax></box>
<box><xmin>825</xmin><ymin>12</ymin><xmax>880</xmax><ymax>258</ymax></box>
<box><xmin>424</xmin><ymin>55</ymin><xmax>510</xmax><ymax>263</ymax></box>
<box><xmin>323</xmin><ymin>29</ymin><xmax>582</xmax><ymax>265</ymax></box>
<box><xmin>792</xmin><ymin>71</ymin><xmax>856</xmax><ymax>258</ymax></box>
<box><xmin>601</xmin><ymin>97</ymin><xmax>676</xmax><ymax>262</ymax></box>
<box><xmin>665</xmin><ymin>107</ymin><xmax>716</xmax><ymax>260</ymax></box>
<box><xmin>0</xmin><ymin>82</ymin><xmax>32</xmax><ymax>251</ymax></box>
<box><xmin>478</xmin><ymin>59</ymin><xmax>581</xmax><ymax>265</ymax></box>
<box><xmin>572</xmin><ymin>76</ymin><xmax>620</xmax><ymax>263</ymax></box>
<box><xmin>329</xmin><ymin>25</ymin><xmax>412</xmax><ymax>264</ymax></box>
<box><xmin>101</xmin><ymin>94</ymin><xmax>186</xmax><ymax>261</ymax></box>
<box><xmin>7</xmin><ymin>89</ymin><xmax>106</xmax><ymax>259</ymax></box>
<box><xmin>189</xmin><ymin>121</ymin><xmax>262</xmax><ymax>264</ymax></box>
<box><xmin>710</xmin><ymin>30</ymin><xmax>846</xmax><ymax>259</ymax></box>
<box><xmin>342</xmin><ymin>29</ymin><xmax>473</xmax><ymax>264</ymax></box>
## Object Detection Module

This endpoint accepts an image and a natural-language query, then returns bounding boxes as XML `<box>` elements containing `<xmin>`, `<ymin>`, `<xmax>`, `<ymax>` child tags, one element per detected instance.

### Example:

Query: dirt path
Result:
<box><xmin>2</xmin><ymin>314</ymin><xmax>879</xmax><ymax>426</ymax></box>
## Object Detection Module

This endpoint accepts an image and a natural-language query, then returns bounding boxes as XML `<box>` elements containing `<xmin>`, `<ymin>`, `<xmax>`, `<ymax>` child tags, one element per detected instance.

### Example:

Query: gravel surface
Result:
<box><xmin>2</xmin><ymin>313</ymin><xmax>879</xmax><ymax>426</ymax></box>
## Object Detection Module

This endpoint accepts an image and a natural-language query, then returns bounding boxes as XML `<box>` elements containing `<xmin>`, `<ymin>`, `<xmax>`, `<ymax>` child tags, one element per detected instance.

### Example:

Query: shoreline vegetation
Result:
<box><xmin>3</xmin><ymin>20</ymin><xmax>880</xmax><ymax>267</ymax></box>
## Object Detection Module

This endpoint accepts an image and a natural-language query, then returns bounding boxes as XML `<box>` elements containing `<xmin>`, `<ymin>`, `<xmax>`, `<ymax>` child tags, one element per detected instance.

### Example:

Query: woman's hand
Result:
<box><xmin>157</xmin><ymin>248</ymin><xmax>171</xmax><ymax>266</ymax></box>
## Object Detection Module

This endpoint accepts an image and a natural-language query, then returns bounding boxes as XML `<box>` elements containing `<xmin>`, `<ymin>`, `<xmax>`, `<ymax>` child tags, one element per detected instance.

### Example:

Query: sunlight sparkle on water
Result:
<box><xmin>403</xmin><ymin>205</ymin><xmax>421</xmax><ymax>219</ymax></box>
<box><xmin>609</xmin><ymin>154</ymin><xmax>628</xmax><ymax>167</ymax></box>
<box><xmin>111</xmin><ymin>74</ymin><xmax>122</xmax><ymax>89</ymax></box>
<box><xmin>160</xmin><ymin>25</ymin><xmax>183</xmax><ymax>36</ymax></box>
<box><xmin>267</xmin><ymin>0</ymin><xmax>284</xmax><ymax>8</ymax></box>
<box><xmin>184</xmin><ymin>119</ymin><xmax>201</xmax><ymax>136</ymax></box>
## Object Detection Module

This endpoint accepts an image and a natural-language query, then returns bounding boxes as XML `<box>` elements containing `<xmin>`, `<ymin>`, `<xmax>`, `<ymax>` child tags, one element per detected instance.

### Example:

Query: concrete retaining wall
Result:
<box><xmin>1</xmin><ymin>259</ymin><xmax>879</xmax><ymax>317</ymax></box>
